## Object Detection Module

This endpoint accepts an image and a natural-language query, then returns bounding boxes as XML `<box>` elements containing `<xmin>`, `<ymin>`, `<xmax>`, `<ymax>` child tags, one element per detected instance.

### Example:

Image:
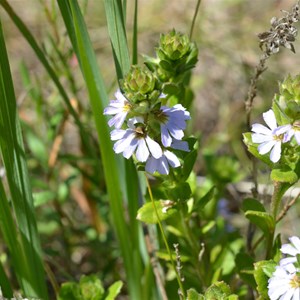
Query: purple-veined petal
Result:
<box><xmin>289</xmin><ymin>236</ymin><xmax>300</xmax><ymax>252</ymax></box>
<box><xmin>270</xmin><ymin>141</ymin><xmax>281</xmax><ymax>163</ymax></box>
<box><xmin>258</xmin><ymin>140</ymin><xmax>276</xmax><ymax>155</ymax></box>
<box><xmin>284</xmin><ymin>129</ymin><xmax>295</xmax><ymax>143</ymax></box>
<box><xmin>135</xmin><ymin>139</ymin><xmax>150</xmax><ymax>162</ymax></box>
<box><xmin>263</xmin><ymin>110</ymin><xmax>277</xmax><ymax>130</ymax></box>
<box><xmin>104</xmin><ymin>106</ymin><xmax>122</xmax><ymax>115</ymax></box>
<box><xmin>281</xmin><ymin>243</ymin><xmax>300</xmax><ymax>256</ymax></box>
<box><xmin>280</xmin><ymin>257</ymin><xmax>297</xmax><ymax>267</ymax></box>
<box><xmin>145</xmin><ymin>136</ymin><xmax>162</xmax><ymax>159</ymax></box>
<box><xmin>252</xmin><ymin>123</ymin><xmax>272</xmax><ymax>135</ymax></box>
<box><xmin>115</xmin><ymin>89</ymin><xmax>128</xmax><ymax>102</ymax></box>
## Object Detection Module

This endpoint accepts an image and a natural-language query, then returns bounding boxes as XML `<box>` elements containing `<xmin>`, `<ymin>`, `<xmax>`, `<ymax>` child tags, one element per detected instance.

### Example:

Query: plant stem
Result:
<box><xmin>189</xmin><ymin>0</ymin><xmax>202</xmax><ymax>40</ymax></box>
<box><xmin>144</xmin><ymin>174</ymin><xmax>186</xmax><ymax>298</ymax></box>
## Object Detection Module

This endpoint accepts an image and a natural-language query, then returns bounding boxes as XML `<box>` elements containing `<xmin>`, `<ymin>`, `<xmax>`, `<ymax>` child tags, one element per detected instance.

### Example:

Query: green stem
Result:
<box><xmin>189</xmin><ymin>0</ymin><xmax>202</xmax><ymax>39</ymax></box>
<box><xmin>144</xmin><ymin>174</ymin><xmax>186</xmax><ymax>298</ymax></box>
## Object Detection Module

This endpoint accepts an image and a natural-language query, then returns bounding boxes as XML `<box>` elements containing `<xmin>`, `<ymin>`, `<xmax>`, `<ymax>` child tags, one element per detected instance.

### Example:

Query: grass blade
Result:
<box><xmin>132</xmin><ymin>0</ymin><xmax>138</xmax><ymax>64</ymax></box>
<box><xmin>0</xmin><ymin>20</ymin><xmax>48</xmax><ymax>299</ymax></box>
<box><xmin>57</xmin><ymin>1</ymin><xmax>143</xmax><ymax>298</ymax></box>
<box><xmin>104</xmin><ymin>0</ymin><xmax>131</xmax><ymax>79</ymax></box>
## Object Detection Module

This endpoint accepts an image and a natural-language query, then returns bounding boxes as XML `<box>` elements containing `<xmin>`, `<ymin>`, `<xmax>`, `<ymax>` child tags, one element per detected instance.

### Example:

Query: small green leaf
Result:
<box><xmin>187</xmin><ymin>288</ymin><xmax>204</xmax><ymax>300</ymax></box>
<box><xmin>271</xmin><ymin>167</ymin><xmax>298</xmax><ymax>184</ymax></box>
<box><xmin>182</xmin><ymin>149</ymin><xmax>198</xmax><ymax>181</ymax></box>
<box><xmin>79</xmin><ymin>275</ymin><xmax>104</xmax><ymax>300</ymax></box>
<box><xmin>235</xmin><ymin>253</ymin><xmax>256</xmax><ymax>288</ymax></box>
<box><xmin>254</xmin><ymin>260</ymin><xmax>276</xmax><ymax>299</ymax></box>
<box><xmin>242</xmin><ymin>198</ymin><xmax>266</xmax><ymax>213</ymax></box>
<box><xmin>105</xmin><ymin>280</ymin><xmax>123</xmax><ymax>300</ymax></box>
<box><xmin>244</xmin><ymin>211</ymin><xmax>274</xmax><ymax>237</ymax></box>
<box><xmin>194</xmin><ymin>186</ymin><xmax>216</xmax><ymax>211</ymax></box>
<box><xmin>168</xmin><ymin>182</ymin><xmax>192</xmax><ymax>201</ymax></box>
<box><xmin>58</xmin><ymin>282</ymin><xmax>80</xmax><ymax>300</ymax></box>
<box><xmin>136</xmin><ymin>201</ymin><xmax>178</xmax><ymax>224</ymax></box>
<box><xmin>33</xmin><ymin>191</ymin><xmax>56</xmax><ymax>207</ymax></box>
<box><xmin>205</xmin><ymin>281</ymin><xmax>237</xmax><ymax>299</ymax></box>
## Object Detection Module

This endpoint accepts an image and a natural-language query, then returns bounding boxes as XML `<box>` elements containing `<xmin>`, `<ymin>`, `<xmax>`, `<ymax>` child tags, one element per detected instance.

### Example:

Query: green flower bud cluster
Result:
<box><xmin>145</xmin><ymin>29</ymin><xmax>198</xmax><ymax>82</ymax></box>
<box><xmin>276</xmin><ymin>74</ymin><xmax>300</xmax><ymax>120</ymax></box>
<box><xmin>120</xmin><ymin>65</ymin><xmax>161</xmax><ymax>107</ymax></box>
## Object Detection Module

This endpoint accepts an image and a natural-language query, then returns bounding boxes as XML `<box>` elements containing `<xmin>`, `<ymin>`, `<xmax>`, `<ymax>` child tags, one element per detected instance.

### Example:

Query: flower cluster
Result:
<box><xmin>104</xmin><ymin>89</ymin><xmax>190</xmax><ymax>175</ymax></box>
<box><xmin>104</xmin><ymin>30</ymin><xmax>197</xmax><ymax>175</ymax></box>
<box><xmin>268</xmin><ymin>236</ymin><xmax>300</xmax><ymax>300</ymax></box>
<box><xmin>249</xmin><ymin>74</ymin><xmax>300</xmax><ymax>164</ymax></box>
<box><xmin>251</xmin><ymin>109</ymin><xmax>297</xmax><ymax>163</ymax></box>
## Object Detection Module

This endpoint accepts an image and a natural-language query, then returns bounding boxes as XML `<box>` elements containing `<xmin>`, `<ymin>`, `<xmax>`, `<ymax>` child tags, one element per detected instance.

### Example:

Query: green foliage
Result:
<box><xmin>58</xmin><ymin>275</ymin><xmax>122</xmax><ymax>300</ymax></box>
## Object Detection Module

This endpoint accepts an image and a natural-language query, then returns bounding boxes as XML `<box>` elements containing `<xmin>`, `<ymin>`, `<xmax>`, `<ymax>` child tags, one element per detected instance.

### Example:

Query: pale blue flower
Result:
<box><xmin>159</xmin><ymin>104</ymin><xmax>190</xmax><ymax>147</ymax></box>
<box><xmin>251</xmin><ymin>109</ymin><xmax>289</xmax><ymax>163</ymax></box>
<box><xmin>104</xmin><ymin>89</ymin><xmax>131</xmax><ymax>128</ymax></box>
<box><xmin>110</xmin><ymin>118</ymin><xmax>162</xmax><ymax>162</ymax></box>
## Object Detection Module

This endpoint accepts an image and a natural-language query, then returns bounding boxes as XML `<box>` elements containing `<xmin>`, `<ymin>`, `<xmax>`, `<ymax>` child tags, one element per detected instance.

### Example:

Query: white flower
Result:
<box><xmin>251</xmin><ymin>109</ymin><xmax>290</xmax><ymax>163</ymax></box>
<box><xmin>268</xmin><ymin>263</ymin><xmax>300</xmax><ymax>300</ymax></box>
<box><xmin>104</xmin><ymin>89</ymin><xmax>131</xmax><ymax>128</ymax></box>
<box><xmin>283</xmin><ymin>123</ymin><xmax>300</xmax><ymax>145</ymax></box>
<box><xmin>145</xmin><ymin>150</ymin><xmax>180</xmax><ymax>175</ymax></box>
<box><xmin>280</xmin><ymin>236</ymin><xmax>300</xmax><ymax>267</ymax></box>
<box><xmin>110</xmin><ymin>118</ymin><xmax>162</xmax><ymax>162</ymax></box>
<box><xmin>158</xmin><ymin>104</ymin><xmax>190</xmax><ymax>147</ymax></box>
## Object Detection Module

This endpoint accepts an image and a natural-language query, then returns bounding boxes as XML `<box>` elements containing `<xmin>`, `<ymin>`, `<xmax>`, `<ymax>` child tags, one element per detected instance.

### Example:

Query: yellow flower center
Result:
<box><xmin>123</xmin><ymin>102</ymin><xmax>131</xmax><ymax>112</ymax></box>
<box><xmin>290</xmin><ymin>274</ymin><xmax>300</xmax><ymax>289</ymax></box>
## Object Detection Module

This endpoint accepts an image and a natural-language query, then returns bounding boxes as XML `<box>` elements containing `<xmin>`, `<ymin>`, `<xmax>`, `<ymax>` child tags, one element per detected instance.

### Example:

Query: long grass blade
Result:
<box><xmin>0</xmin><ymin>20</ymin><xmax>48</xmax><ymax>299</ymax></box>
<box><xmin>104</xmin><ymin>0</ymin><xmax>131</xmax><ymax>79</ymax></box>
<box><xmin>57</xmin><ymin>1</ymin><xmax>142</xmax><ymax>298</ymax></box>
<box><xmin>132</xmin><ymin>0</ymin><xmax>138</xmax><ymax>64</ymax></box>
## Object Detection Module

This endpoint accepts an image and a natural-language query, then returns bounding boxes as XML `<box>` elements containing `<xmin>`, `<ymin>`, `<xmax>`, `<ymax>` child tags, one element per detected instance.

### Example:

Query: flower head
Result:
<box><xmin>110</xmin><ymin>118</ymin><xmax>162</xmax><ymax>162</ymax></box>
<box><xmin>157</xmin><ymin>104</ymin><xmax>190</xmax><ymax>147</ymax></box>
<box><xmin>268</xmin><ymin>263</ymin><xmax>300</xmax><ymax>300</ymax></box>
<box><xmin>104</xmin><ymin>89</ymin><xmax>131</xmax><ymax>128</ymax></box>
<box><xmin>280</xmin><ymin>236</ymin><xmax>300</xmax><ymax>267</ymax></box>
<box><xmin>251</xmin><ymin>109</ymin><xmax>290</xmax><ymax>163</ymax></box>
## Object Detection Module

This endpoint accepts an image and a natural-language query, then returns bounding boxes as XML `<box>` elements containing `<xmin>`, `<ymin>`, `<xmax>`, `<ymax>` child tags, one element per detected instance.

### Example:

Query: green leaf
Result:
<box><xmin>79</xmin><ymin>275</ymin><xmax>105</xmax><ymax>300</ymax></box>
<box><xmin>271</xmin><ymin>167</ymin><xmax>298</xmax><ymax>184</ymax></box>
<box><xmin>0</xmin><ymin>19</ymin><xmax>48</xmax><ymax>299</ymax></box>
<box><xmin>33</xmin><ymin>190</ymin><xmax>56</xmax><ymax>207</ymax></box>
<box><xmin>105</xmin><ymin>281</ymin><xmax>123</xmax><ymax>300</ymax></box>
<box><xmin>244</xmin><ymin>211</ymin><xmax>274</xmax><ymax>237</ymax></box>
<box><xmin>242</xmin><ymin>198</ymin><xmax>266</xmax><ymax>213</ymax></box>
<box><xmin>243</xmin><ymin>133</ymin><xmax>273</xmax><ymax>167</ymax></box>
<box><xmin>58</xmin><ymin>282</ymin><xmax>80</xmax><ymax>300</ymax></box>
<box><xmin>254</xmin><ymin>260</ymin><xmax>276</xmax><ymax>299</ymax></box>
<box><xmin>187</xmin><ymin>288</ymin><xmax>204</xmax><ymax>300</ymax></box>
<box><xmin>235</xmin><ymin>253</ymin><xmax>256</xmax><ymax>288</ymax></box>
<box><xmin>205</xmin><ymin>281</ymin><xmax>238</xmax><ymax>299</ymax></box>
<box><xmin>168</xmin><ymin>182</ymin><xmax>192</xmax><ymax>201</ymax></box>
<box><xmin>194</xmin><ymin>186</ymin><xmax>216</xmax><ymax>211</ymax></box>
<box><xmin>137</xmin><ymin>201</ymin><xmax>178</xmax><ymax>224</ymax></box>
<box><xmin>103</xmin><ymin>0</ymin><xmax>130</xmax><ymax>79</ymax></box>
<box><xmin>182</xmin><ymin>149</ymin><xmax>198</xmax><ymax>181</ymax></box>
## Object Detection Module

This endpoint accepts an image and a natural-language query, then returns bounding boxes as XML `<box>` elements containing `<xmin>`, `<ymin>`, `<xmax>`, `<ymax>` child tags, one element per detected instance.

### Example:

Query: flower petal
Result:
<box><xmin>161</xmin><ymin>125</ymin><xmax>172</xmax><ymax>147</ymax></box>
<box><xmin>263</xmin><ymin>109</ymin><xmax>277</xmax><ymax>130</ymax></box>
<box><xmin>145</xmin><ymin>136</ymin><xmax>162</xmax><ymax>159</ymax></box>
<box><xmin>252</xmin><ymin>123</ymin><xmax>272</xmax><ymax>135</ymax></box>
<box><xmin>270</xmin><ymin>141</ymin><xmax>281</xmax><ymax>163</ymax></box>
<box><xmin>258</xmin><ymin>140</ymin><xmax>276</xmax><ymax>155</ymax></box>
<box><xmin>164</xmin><ymin>150</ymin><xmax>180</xmax><ymax>168</ymax></box>
<box><xmin>171</xmin><ymin>140</ymin><xmax>190</xmax><ymax>152</ymax></box>
<box><xmin>145</xmin><ymin>157</ymin><xmax>159</xmax><ymax>174</ymax></box>
<box><xmin>252</xmin><ymin>133</ymin><xmax>273</xmax><ymax>143</ymax></box>
<box><xmin>135</xmin><ymin>139</ymin><xmax>149</xmax><ymax>162</ymax></box>
<box><xmin>295</xmin><ymin>131</ymin><xmax>300</xmax><ymax>145</ymax></box>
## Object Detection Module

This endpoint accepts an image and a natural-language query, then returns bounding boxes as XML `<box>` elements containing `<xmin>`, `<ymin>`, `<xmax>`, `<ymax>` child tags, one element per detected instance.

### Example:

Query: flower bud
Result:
<box><xmin>158</xmin><ymin>29</ymin><xmax>191</xmax><ymax>61</ymax></box>
<box><xmin>121</xmin><ymin>65</ymin><xmax>157</xmax><ymax>103</ymax></box>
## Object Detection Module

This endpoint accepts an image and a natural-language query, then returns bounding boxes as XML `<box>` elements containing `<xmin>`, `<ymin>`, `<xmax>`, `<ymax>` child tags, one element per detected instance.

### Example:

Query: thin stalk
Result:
<box><xmin>144</xmin><ymin>174</ymin><xmax>186</xmax><ymax>298</ymax></box>
<box><xmin>189</xmin><ymin>0</ymin><xmax>202</xmax><ymax>40</ymax></box>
